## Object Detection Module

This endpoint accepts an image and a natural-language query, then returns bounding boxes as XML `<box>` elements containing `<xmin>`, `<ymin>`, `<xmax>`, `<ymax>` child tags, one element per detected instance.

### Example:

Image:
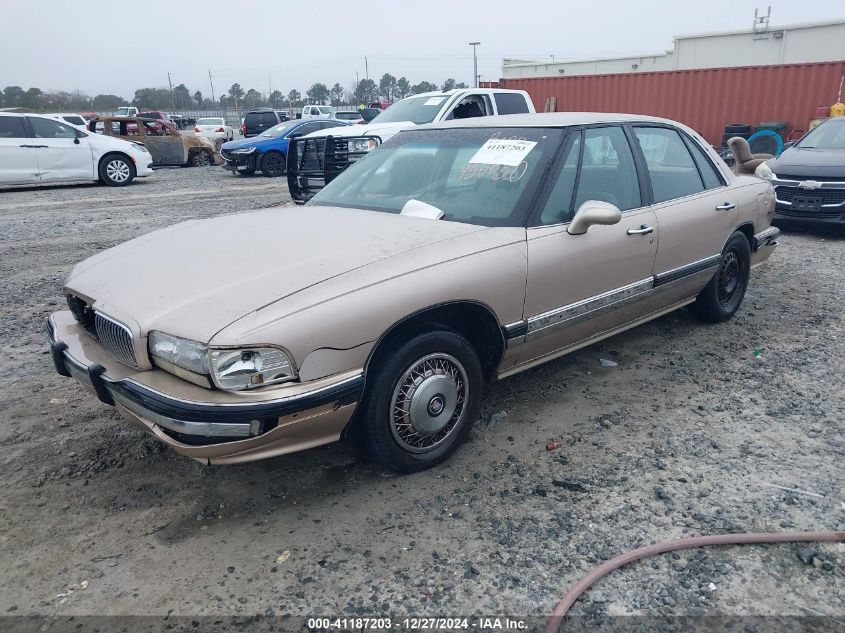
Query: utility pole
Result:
<box><xmin>469</xmin><ymin>42</ymin><xmax>481</xmax><ymax>88</ymax></box>
<box><xmin>167</xmin><ymin>72</ymin><xmax>175</xmax><ymax>111</ymax></box>
<box><xmin>365</xmin><ymin>56</ymin><xmax>369</xmax><ymax>82</ymax></box>
<box><xmin>268</xmin><ymin>75</ymin><xmax>272</xmax><ymax>102</ymax></box>
<box><xmin>208</xmin><ymin>69</ymin><xmax>216</xmax><ymax>104</ymax></box>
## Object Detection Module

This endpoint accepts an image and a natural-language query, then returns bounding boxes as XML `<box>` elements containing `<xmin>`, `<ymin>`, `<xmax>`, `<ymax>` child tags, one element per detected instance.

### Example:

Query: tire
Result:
<box><xmin>98</xmin><ymin>153</ymin><xmax>135</xmax><ymax>187</ymax></box>
<box><xmin>237</xmin><ymin>168</ymin><xmax>256</xmax><ymax>176</ymax></box>
<box><xmin>724</xmin><ymin>123</ymin><xmax>751</xmax><ymax>134</ymax></box>
<box><xmin>190</xmin><ymin>151</ymin><xmax>212</xmax><ymax>167</ymax></box>
<box><xmin>260</xmin><ymin>151</ymin><xmax>285</xmax><ymax>177</ymax></box>
<box><xmin>690</xmin><ymin>232</ymin><xmax>751</xmax><ymax>323</ymax></box>
<box><xmin>357</xmin><ymin>328</ymin><xmax>483</xmax><ymax>473</ymax></box>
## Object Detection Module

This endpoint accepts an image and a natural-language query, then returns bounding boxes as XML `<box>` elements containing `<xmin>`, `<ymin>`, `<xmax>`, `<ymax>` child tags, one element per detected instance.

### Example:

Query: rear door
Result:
<box><xmin>629</xmin><ymin>125</ymin><xmax>737</xmax><ymax>312</ymax></box>
<box><xmin>0</xmin><ymin>115</ymin><xmax>40</xmax><ymax>185</ymax></box>
<box><xmin>27</xmin><ymin>116</ymin><xmax>94</xmax><ymax>182</ymax></box>
<box><xmin>518</xmin><ymin>125</ymin><xmax>658</xmax><ymax>368</ymax></box>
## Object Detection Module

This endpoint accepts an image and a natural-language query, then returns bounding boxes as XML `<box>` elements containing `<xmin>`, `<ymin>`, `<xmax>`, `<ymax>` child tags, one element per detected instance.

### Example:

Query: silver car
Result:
<box><xmin>48</xmin><ymin>113</ymin><xmax>779</xmax><ymax>472</ymax></box>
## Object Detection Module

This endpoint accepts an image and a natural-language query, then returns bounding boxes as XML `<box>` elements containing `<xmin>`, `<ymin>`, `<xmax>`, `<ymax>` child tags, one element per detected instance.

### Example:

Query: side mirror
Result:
<box><xmin>567</xmin><ymin>200</ymin><xmax>622</xmax><ymax>235</ymax></box>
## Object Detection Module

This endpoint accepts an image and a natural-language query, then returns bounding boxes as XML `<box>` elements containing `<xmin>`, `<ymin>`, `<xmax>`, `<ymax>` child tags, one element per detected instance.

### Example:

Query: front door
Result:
<box><xmin>28</xmin><ymin>117</ymin><xmax>94</xmax><ymax>182</ymax></box>
<box><xmin>139</xmin><ymin>120</ymin><xmax>185</xmax><ymax>165</ymax></box>
<box><xmin>0</xmin><ymin>115</ymin><xmax>39</xmax><ymax>185</ymax></box>
<box><xmin>517</xmin><ymin>125</ymin><xmax>658</xmax><ymax>369</ymax></box>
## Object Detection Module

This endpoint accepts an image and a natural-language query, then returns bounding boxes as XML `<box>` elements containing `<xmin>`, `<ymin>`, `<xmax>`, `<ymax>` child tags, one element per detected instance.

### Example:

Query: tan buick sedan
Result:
<box><xmin>49</xmin><ymin>113</ymin><xmax>779</xmax><ymax>472</ymax></box>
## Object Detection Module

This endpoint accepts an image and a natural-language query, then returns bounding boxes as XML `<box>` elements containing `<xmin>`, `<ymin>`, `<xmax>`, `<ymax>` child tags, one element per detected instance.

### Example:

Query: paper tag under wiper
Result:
<box><xmin>400</xmin><ymin>199</ymin><xmax>445</xmax><ymax>220</ymax></box>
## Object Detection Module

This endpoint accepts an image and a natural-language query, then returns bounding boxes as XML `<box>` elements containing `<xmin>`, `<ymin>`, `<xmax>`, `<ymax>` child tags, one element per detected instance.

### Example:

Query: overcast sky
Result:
<box><xmin>4</xmin><ymin>0</ymin><xmax>843</xmax><ymax>98</ymax></box>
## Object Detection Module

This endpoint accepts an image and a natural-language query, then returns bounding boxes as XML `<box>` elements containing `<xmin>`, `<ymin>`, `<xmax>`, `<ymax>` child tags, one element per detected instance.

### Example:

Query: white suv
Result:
<box><xmin>288</xmin><ymin>88</ymin><xmax>535</xmax><ymax>201</ymax></box>
<box><xmin>0</xmin><ymin>113</ymin><xmax>154</xmax><ymax>187</ymax></box>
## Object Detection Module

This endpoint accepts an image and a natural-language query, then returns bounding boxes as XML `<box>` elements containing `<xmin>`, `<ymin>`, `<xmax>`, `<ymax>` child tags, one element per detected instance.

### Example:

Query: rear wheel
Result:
<box><xmin>690</xmin><ymin>231</ymin><xmax>751</xmax><ymax>323</ymax></box>
<box><xmin>357</xmin><ymin>328</ymin><xmax>483</xmax><ymax>473</ymax></box>
<box><xmin>260</xmin><ymin>151</ymin><xmax>285</xmax><ymax>177</ymax></box>
<box><xmin>99</xmin><ymin>154</ymin><xmax>135</xmax><ymax>186</ymax></box>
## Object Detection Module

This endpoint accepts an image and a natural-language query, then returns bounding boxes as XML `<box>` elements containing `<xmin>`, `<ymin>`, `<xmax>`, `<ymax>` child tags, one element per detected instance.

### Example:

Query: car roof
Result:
<box><xmin>407</xmin><ymin>88</ymin><xmax>527</xmax><ymax>99</ymax></box>
<box><xmin>416</xmin><ymin>112</ymin><xmax>688</xmax><ymax>131</ymax></box>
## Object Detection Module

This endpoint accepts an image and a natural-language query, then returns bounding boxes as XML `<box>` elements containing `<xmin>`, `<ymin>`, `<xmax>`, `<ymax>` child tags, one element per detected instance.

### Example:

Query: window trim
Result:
<box><xmin>680</xmin><ymin>130</ymin><xmax>727</xmax><ymax>189</ymax></box>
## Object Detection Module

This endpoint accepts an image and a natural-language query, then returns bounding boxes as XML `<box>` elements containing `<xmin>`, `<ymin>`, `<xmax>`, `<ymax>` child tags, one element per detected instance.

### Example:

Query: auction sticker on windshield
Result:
<box><xmin>469</xmin><ymin>138</ymin><xmax>537</xmax><ymax>166</ymax></box>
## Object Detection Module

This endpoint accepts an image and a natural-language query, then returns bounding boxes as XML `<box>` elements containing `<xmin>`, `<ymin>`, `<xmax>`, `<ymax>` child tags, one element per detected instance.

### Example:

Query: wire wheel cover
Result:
<box><xmin>390</xmin><ymin>353</ymin><xmax>468</xmax><ymax>453</ymax></box>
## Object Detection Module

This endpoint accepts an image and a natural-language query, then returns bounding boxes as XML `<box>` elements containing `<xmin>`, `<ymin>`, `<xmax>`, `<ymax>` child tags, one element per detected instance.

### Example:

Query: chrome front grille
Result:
<box><xmin>94</xmin><ymin>312</ymin><xmax>138</xmax><ymax>368</ymax></box>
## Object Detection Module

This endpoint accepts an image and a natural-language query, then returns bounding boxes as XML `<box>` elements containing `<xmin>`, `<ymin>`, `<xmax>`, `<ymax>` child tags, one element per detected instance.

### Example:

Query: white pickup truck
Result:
<box><xmin>287</xmin><ymin>88</ymin><xmax>535</xmax><ymax>202</ymax></box>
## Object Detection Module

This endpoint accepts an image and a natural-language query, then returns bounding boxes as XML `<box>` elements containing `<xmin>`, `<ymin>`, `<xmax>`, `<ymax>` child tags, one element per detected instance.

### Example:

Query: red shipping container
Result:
<box><xmin>500</xmin><ymin>61</ymin><xmax>845</xmax><ymax>145</ymax></box>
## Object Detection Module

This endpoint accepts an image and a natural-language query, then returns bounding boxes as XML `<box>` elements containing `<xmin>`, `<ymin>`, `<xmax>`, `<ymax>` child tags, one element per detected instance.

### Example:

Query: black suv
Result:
<box><xmin>242</xmin><ymin>108</ymin><xmax>281</xmax><ymax>138</ymax></box>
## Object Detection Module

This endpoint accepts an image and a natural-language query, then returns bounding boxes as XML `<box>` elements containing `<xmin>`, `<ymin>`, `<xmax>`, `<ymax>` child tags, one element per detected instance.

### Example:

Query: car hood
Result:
<box><xmin>64</xmin><ymin>206</ymin><xmax>484</xmax><ymax>343</ymax></box>
<box><xmin>220</xmin><ymin>136</ymin><xmax>271</xmax><ymax>151</ymax></box>
<box><xmin>302</xmin><ymin>121</ymin><xmax>413</xmax><ymax>140</ymax></box>
<box><xmin>768</xmin><ymin>146</ymin><xmax>845</xmax><ymax>179</ymax></box>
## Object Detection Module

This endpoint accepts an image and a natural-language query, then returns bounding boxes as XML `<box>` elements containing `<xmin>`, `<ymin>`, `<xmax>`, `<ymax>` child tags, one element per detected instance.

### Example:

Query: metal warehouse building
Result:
<box><xmin>496</xmin><ymin>18</ymin><xmax>845</xmax><ymax>145</ymax></box>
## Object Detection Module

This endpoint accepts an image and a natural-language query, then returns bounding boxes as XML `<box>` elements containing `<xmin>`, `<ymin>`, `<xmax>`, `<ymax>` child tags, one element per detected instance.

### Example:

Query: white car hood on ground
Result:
<box><xmin>303</xmin><ymin>121</ymin><xmax>414</xmax><ymax>140</ymax></box>
<box><xmin>64</xmin><ymin>206</ymin><xmax>484</xmax><ymax>342</ymax></box>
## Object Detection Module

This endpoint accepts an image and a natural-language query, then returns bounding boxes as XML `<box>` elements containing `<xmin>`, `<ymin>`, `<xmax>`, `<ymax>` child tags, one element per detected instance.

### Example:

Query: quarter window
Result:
<box><xmin>683</xmin><ymin>135</ymin><xmax>724</xmax><ymax>189</ymax></box>
<box><xmin>539</xmin><ymin>133</ymin><xmax>581</xmax><ymax>225</ymax></box>
<box><xmin>633</xmin><ymin>127</ymin><xmax>705</xmax><ymax>203</ymax></box>
<box><xmin>0</xmin><ymin>115</ymin><xmax>27</xmax><ymax>138</ymax></box>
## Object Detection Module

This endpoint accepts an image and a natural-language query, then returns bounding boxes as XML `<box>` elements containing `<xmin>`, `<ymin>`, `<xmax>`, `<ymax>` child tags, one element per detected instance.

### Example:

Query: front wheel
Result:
<box><xmin>260</xmin><ymin>151</ymin><xmax>285</xmax><ymax>177</ymax></box>
<box><xmin>99</xmin><ymin>154</ymin><xmax>135</xmax><ymax>186</ymax></box>
<box><xmin>690</xmin><ymin>231</ymin><xmax>751</xmax><ymax>323</ymax></box>
<box><xmin>357</xmin><ymin>328</ymin><xmax>483</xmax><ymax>473</ymax></box>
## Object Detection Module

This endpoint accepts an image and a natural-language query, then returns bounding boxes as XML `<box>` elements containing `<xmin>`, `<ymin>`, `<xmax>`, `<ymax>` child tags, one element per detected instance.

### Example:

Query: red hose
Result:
<box><xmin>546</xmin><ymin>530</ymin><xmax>844</xmax><ymax>633</ymax></box>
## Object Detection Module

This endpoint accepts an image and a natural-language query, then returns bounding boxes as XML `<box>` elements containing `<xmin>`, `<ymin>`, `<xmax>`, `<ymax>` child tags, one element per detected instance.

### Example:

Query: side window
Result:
<box><xmin>539</xmin><ymin>133</ymin><xmax>581</xmax><ymax>225</ymax></box>
<box><xmin>494</xmin><ymin>93</ymin><xmax>530</xmax><ymax>115</ymax></box>
<box><xmin>633</xmin><ymin>127</ymin><xmax>704</xmax><ymax>203</ymax></box>
<box><xmin>29</xmin><ymin>117</ymin><xmax>77</xmax><ymax>139</ymax></box>
<box><xmin>575</xmin><ymin>126</ymin><xmax>641</xmax><ymax>211</ymax></box>
<box><xmin>446</xmin><ymin>96</ymin><xmax>488</xmax><ymax>120</ymax></box>
<box><xmin>683</xmin><ymin>135</ymin><xmax>725</xmax><ymax>189</ymax></box>
<box><xmin>293</xmin><ymin>122</ymin><xmax>320</xmax><ymax>136</ymax></box>
<box><xmin>0</xmin><ymin>116</ymin><xmax>28</xmax><ymax>138</ymax></box>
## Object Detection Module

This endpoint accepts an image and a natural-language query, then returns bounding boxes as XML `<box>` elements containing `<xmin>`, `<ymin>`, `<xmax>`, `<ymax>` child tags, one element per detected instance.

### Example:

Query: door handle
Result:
<box><xmin>19</xmin><ymin>144</ymin><xmax>36</xmax><ymax>148</ymax></box>
<box><xmin>626</xmin><ymin>224</ymin><xmax>654</xmax><ymax>235</ymax></box>
<box><xmin>715</xmin><ymin>202</ymin><xmax>736</xmax><ymax>211</ymax></box>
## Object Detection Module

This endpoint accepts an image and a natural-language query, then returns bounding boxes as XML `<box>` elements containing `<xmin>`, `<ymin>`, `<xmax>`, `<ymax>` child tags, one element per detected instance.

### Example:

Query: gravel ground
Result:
<box><xmin>0</xmin><ymin>168</ymin><xmax>842</xmax><ymax>630</ymax></box>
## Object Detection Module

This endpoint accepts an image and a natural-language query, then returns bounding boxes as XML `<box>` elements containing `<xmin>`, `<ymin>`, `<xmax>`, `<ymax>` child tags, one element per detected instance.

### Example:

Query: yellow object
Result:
<box><xmin>831</xmin><ymin>102</ymin><xmax>845</xmax><ymax>117</ymax></box>
<box><xmin>809</xmin><ymin>117</ymin><xmax>827</xmax><ymax>129</ymax></box>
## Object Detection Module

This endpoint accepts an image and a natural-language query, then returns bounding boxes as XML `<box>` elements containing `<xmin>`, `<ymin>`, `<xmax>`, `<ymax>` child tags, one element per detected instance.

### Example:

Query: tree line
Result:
<box><xmin>0</xmin><ymin>74</ymin><xmax>469</xmax><ymax>112</ymax></box>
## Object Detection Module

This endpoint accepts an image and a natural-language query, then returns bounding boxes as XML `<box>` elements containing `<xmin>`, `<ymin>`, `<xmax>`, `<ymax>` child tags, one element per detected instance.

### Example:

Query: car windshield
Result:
<box><xmin>197</xmin><ymin>118</ymin><xmax>223</xmax><ymax>125</ymax></box>
<box><xmin>797</xmin><ymin>119</ymin><xmax>845</xmax><ymax>150</ymax></box>
<box><xmin>260</xmin><ymin>121</ymin><xmax>301</xmax><ymax>138</ymax></box>
<box><xmin>370</xmin><ymin>95</ymin><xmax>451</xmax><ymax>125</ymax></box>
<box><xmin>139</xmin><ymin>112</ymin><xmax>162</xmax><ymax>119</ymax></box>
<box><xmin>336</xmin><ymin>112</ymin><xmax>360</xmax><ymax>119</ymax></box>
<box><xmin>309</xmin><ymin>127</ymin><xmax>562</xmax><ymax>227</ymax></box>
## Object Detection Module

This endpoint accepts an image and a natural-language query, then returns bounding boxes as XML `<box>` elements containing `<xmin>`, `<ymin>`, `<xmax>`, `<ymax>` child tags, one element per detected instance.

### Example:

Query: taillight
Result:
<box><xmin>241</xmin><ymin>123</ymin><xmax>247</xmax><ymax>134</ymax></box>
<box><xmin>194</xmin><ymin>127</ymin><xmax>200</xmax><ymax>133</ymax></box>
<box><xmin>217</xmin><ymin>127</ymin><xmax>225</xmax><ymax>133</ymax></box>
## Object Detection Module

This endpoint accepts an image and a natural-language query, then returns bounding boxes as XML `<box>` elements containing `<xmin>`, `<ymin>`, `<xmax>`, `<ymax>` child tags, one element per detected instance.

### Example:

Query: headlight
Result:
<box><xmin>131</xmin><ymin>142</ymin><xmax>149</xmax><ymax>153</ymax></box>
<box><xmin>149</xmin><ymin>331</ymin><xmax>209</xmax><ymax>375</ymax></box>
<box><xmin>231</xmin><ymin>146</ymin><xmax>256</xmax><ymax>154</ymax></box>
<box><xmin>209</xmin><ymin>347</ymin><xmax>296</xmax><ymax>390</ymax></box>
<box><xmin>348</xmin><ymin>138</ymin><xmax>380</xmax><ymax>153</ymax></box>
<box><xmin>755</xmin><ymin>162</ymin><xmax>774</xmax><ymax>180</ymax></box>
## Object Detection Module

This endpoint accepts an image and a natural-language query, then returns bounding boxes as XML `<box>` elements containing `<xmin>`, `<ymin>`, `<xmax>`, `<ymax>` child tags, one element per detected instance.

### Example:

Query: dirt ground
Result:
<box><xmin>0</xmin><ymin>167</ymin><xmax>842</xmax><ymax>630</ymax></box>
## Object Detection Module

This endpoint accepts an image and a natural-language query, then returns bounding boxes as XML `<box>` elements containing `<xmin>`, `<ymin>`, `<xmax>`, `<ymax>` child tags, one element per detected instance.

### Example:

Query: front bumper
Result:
<box><xmin>220</xmin><ymin>151</ymin><xmax>257</xmax><ymax>172</ymax></box>
<box><xmin>772</xmin><ymin>176</ymin><xmax>845</xmax><ymax>228</ymax></box>
<box><xmin>47</xmin><ymin>312</ymin><xmax>363</xmax><ymax>464</ymax></box>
